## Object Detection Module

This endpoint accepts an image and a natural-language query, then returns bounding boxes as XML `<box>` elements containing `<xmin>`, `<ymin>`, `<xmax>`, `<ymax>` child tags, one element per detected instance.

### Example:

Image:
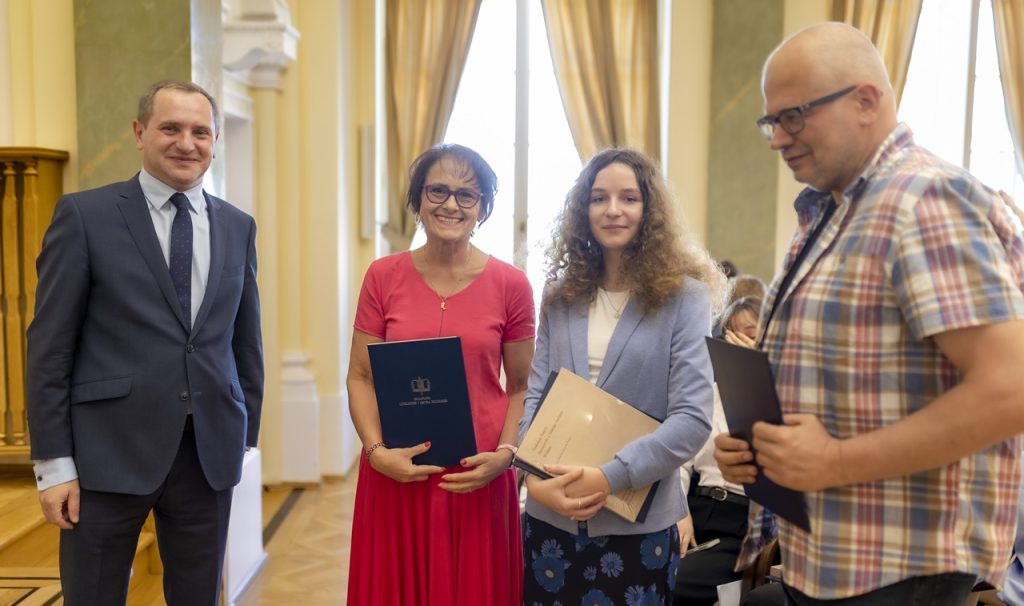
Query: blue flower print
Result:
<box><xmin>583</xmin><ymin>565</ymin><xmax>598</xmax><ymax>581</ymax></box>
<box><xmin>642</xmin><ymin>584</ymin><xmax>662</xmax><ymax>606</ymax></box>
<box><xmin>575</xmin><ymin>531</ymin><xmax>590</xmax><ymax>553</ymax></box>
<box><xmin>533</xmin><ymin>555</ymin><xmax>570</xmax><ymax>593</ymax></box>
<box><xmin>525</xmin><ymin>520</ymin><xmax>532</xmax><ymax>540</ymax></box>
<box><xmin>599</xmin><ymin>552</ymin><xmax>624</xmax><ymax>578</ymax></box>
<box><xmin>541</xmin><ymin>538</ymin><xmax>565</xmax><ymax>559</ymax></box>
<box><xmin>624</xmin><ymin>586</ymin><xmax>645</xmax><ymax>606</ymax></box>
<box><xmin>640</xmin><ymin>533</ymin><xmax>670</xmax><ymax>569</ymax></box>
<box><xmin>581</xmin><ymin>588</ymin><xmax>614</xmax><ymax>606</ymax></box>
<box><xmin>668</xmin><ymin>550</ymin><xmax>681</xmax><ymax>590</ymax></box>
<box><xmin>575</xmin><ymin>530</ymin><xmax>613</xmax><ymax>553</ymax></box>
<box><xmin>624</xmin><ymin>584</ymin><xmax>662</xmax><ymax>606</ymax></box>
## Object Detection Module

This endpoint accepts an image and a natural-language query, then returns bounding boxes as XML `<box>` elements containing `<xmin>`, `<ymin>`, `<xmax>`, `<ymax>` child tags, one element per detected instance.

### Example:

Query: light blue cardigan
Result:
<box><xmin>519</xmin><ymin>276</ymin><xmax>715</xmax><ymax>536</ymax></box>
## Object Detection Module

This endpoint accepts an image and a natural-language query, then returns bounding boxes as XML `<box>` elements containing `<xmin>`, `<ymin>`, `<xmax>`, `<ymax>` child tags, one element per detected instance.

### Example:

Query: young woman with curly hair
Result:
<box><xmin>519</xmin><ymin>148</ymin><xmax>726</xmax><ymax>605</ymax></box>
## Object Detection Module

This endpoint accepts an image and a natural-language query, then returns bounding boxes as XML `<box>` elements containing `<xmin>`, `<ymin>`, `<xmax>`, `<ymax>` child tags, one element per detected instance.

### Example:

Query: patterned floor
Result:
<box><xmin>236</xmin><ymin>474</ymin><xmax>356</xmax><ymax>605</ymax></box>
<box><xmin>0</xmin><ymin>469</ymin><xmax>357</xmax><ymax>606</ymax></box>
<box><xmin>0</xmin><ymin>567</ymin><xmax>61</xmax><ymax>606</ymax></box>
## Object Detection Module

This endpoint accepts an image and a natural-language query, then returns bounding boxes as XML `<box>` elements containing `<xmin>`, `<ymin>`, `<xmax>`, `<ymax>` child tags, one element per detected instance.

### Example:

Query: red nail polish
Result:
<box><xmin>424</xmin><ymin>441</ymin><xmax>431</xmax><ymax>448</ymax></box>
<box><xmin>460</xmin><ymin>459</ymin><xmax>467</xmax><ymax>466</ymax></box>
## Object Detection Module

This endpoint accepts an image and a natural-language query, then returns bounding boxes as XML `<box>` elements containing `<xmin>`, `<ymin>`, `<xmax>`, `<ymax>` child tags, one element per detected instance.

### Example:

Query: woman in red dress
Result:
<box><xmin>346</xmin><ymin>144</ymin><xmax>535</xmax><ymax>605</ymax></box>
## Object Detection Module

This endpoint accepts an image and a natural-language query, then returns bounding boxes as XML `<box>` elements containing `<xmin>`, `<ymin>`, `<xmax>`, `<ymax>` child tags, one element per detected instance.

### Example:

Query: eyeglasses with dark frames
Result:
<box><xmin>422</xmin><ymin>183</ymin><xmax>482</xmax><ymax>209</ymax></box>
<box><xmin>756</xmin><ymin>85</ymin><xmax>858</xmax><ymax>141</ymax></box>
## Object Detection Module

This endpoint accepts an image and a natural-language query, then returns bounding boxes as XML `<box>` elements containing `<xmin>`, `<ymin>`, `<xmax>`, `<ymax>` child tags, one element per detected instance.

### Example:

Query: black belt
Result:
<box><xmin>696</xmin><ymin>485</ymin><xmax>748</xmax><ymax>506</ymax></box>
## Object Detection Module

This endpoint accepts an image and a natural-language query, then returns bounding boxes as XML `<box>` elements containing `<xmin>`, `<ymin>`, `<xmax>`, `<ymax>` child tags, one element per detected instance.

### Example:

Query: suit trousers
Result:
<box><xmin>673</xmin><ymin>491</ymin><xmax>750</xmax><ymax>605</ymax></box>
<box><xmin>59</xmin><ymin>418</ymin><xmax>233</xmax><ymax>606</ymax></box>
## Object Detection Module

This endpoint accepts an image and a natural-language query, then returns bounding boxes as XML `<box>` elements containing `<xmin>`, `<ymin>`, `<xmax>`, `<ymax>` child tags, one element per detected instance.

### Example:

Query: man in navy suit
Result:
<box><xmin>26</xmin><ymin>80</ymin><xmax>263</xmax><ymax>606</ymax></box>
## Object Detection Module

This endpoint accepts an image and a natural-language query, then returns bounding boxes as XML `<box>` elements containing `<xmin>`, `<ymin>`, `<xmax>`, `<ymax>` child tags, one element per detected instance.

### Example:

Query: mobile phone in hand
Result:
<box><xmin>685</xmin><ymin>537</ymin><xmax>721</xmax><ymax>554</ymax></box>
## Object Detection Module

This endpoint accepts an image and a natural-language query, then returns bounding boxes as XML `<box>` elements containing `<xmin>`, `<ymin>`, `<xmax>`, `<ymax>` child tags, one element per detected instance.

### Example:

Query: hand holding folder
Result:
<box><xmin>367</xmin><ymin>337</ymin><xmax>477</xmax><ymax>468</ymax></box>
<box><xmin>704</xmin><ymin>337</ymin><xmax>811</xmax><ymax>532</ymax></box>
<box><xmin>515</xmin><ymin>369</ymin><xmax>661</xmax><ymax>523</ymax></box>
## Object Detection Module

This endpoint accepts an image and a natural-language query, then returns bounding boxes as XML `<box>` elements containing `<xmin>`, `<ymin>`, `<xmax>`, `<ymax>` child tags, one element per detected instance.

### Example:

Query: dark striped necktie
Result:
<box><xmin>168</xmin><ymin>192</ymin><xmax>193</xmax><ymax>329</ymax></box>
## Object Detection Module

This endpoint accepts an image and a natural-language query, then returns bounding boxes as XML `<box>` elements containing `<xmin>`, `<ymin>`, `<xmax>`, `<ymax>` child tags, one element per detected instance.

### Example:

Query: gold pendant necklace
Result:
<box><xmin>430</xmin><ymin>257</ymin><xmax>470</xmax><ymax>312</ymax></box>
<box><xmin>601</xmin><ymin>288</ymin><xmax>629</xmax><ymax>318</ymax></box>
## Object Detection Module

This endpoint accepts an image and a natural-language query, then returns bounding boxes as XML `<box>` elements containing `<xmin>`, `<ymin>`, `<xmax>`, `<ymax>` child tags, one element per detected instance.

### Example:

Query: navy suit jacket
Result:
<box><xmin>520</xmin><ymin>277</ymin><xmax>715</xmax><ymax>536</ymax></box>
<box><xmin>26</xmin><ymin>175</ymin><xmax>264</xmax><ymax>494</ymax></box>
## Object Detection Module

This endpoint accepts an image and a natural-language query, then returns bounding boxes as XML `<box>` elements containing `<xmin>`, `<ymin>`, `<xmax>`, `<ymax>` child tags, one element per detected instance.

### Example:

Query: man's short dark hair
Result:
<box><xmin>137</xmin><ymin>80</ymin><xmax>220</xmax><ymax>135</ymax></box>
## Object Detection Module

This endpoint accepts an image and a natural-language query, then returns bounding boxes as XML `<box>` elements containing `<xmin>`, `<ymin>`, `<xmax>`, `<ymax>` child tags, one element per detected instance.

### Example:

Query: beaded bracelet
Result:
<box><xmin>364</xmin><ymin>441</ymin><xmax>385</xmax><ymax>459</ymax></box>
<box><xmin>496</xmin><ymin>443</ymin><xmax>518</xmax><ymax>467</ymax></box>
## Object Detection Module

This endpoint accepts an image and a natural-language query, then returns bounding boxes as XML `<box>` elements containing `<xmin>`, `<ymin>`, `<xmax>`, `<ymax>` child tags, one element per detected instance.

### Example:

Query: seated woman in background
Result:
<box><xmin>520</xmin><ymin>148</ymin><xmax>725</xmax><ymax>606</ymax></box>
<box><xmin>346</xmin><ymin>144</ymin><xmax>535</xmax><ymax>605</ymax></box>
<box><xmin>715</xmin><ymin>295</ymin><xmax>763</xmax><ymax>344</ymax></box>
<box><xmin>675</xmin><ymin>296</ymin><xmax>765</xmax><ymax>605</ymax></box>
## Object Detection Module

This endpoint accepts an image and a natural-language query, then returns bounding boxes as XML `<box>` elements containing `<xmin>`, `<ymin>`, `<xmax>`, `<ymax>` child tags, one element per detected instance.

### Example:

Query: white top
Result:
<box><xmin>680</xmin><ymin>384</ymin><xmax>745</xmax><ymax>497</ymax></box>
<box><xmin>139</xmin><ymin>168</ymin><xmax>211</xmax><ymax>325</ymax></box>
<box><xmin>587</xmin><ymin>288</ymin><xmax>631</xmax><ymax>382</ymax></box>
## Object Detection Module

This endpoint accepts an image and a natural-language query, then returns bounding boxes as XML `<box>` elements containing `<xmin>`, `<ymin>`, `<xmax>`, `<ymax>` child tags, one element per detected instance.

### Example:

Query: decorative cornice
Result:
<box><xmin>223</xmin><ymin>0</ymin><xmax>299</xmax><ymax>90</ymax></box>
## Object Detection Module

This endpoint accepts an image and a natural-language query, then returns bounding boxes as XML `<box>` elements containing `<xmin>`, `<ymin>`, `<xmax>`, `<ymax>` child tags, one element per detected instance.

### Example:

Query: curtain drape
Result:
<box><xmin>992</xmin><ymin>0</ymin><xmax>1024</xmax><ymax>177</ymax></box>
<box><xmin>832</xmin><ymin>0</ymin><xmax>923</xmax><ymax>105</ymax></box>
<box><xmin>383</xmin><ymin>0</ymin><xmax>482</xmax><ymax>251</ymax></box>
<box><xmin>541</xmin><ymin>0</ymin><xmax>659</xmax><ymax>162</ymax></box>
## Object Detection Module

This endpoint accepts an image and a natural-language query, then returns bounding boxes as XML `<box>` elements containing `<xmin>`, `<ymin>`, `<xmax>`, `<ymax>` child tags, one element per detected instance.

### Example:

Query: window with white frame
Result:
<box><xmin>899</xmin><ymin>0</ymin><xmax>1024</xmax><ymax>202</ymax></box>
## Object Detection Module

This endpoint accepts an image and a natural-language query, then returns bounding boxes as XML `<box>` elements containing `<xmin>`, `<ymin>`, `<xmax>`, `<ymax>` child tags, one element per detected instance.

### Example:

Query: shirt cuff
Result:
<box><xmin>33</xmin><ymin>457</ymin><xmax>79</xmax><ymax>491</ymax></box>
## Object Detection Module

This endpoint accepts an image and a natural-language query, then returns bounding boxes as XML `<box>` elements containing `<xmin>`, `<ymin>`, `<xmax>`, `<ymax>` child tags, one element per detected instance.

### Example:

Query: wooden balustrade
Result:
<box><xmin>0</xmin><ymin>148</ymin><xmax>69</xmax><ymax>463</ymax></box>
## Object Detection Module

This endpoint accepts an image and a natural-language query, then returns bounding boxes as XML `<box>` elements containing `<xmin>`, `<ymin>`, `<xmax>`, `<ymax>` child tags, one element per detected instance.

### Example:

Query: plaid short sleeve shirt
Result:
<box><xmin>750</xmin><ymin>124</ymin><xmax>1024</xmax><ymax>599</ymax></box>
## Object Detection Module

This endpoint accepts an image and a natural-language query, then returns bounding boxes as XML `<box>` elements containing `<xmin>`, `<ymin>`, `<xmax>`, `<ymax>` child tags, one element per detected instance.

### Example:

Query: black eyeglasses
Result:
<box><xmin>422</xmin><ymin>184</ymin><xmax>482</xmax><ymax>209</ymax></box>
<box><xmin>756</xmin><ymin>85</ymin><xmax>857</xmax><ymax>141</ymax></box>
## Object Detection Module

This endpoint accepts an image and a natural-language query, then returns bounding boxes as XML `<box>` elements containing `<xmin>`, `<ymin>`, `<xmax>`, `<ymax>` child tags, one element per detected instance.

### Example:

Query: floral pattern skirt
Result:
<box><xmin>523</xmin><ymin>513</ymin><xmax>681</xmax><ymax>606</ymax></box>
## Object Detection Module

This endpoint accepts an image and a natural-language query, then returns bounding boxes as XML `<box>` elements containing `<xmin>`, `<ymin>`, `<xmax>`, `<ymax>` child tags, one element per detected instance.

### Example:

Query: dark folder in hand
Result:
<box><xmin>367</xmin><ymin>336</ymin><xmax>477</xmax><ymax>467</ymax></box>
<box><xmin>705</xmin><ymin>337</ymin><xmax>811</xmax><ymax>532</ymax></box>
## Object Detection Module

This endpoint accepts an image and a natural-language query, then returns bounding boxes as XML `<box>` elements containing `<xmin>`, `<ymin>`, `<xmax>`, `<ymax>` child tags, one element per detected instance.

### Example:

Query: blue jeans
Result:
<box><xmin>782</xmin><ymin>573</ymin><xmax>977</xmax><ymax>606</ymax></box>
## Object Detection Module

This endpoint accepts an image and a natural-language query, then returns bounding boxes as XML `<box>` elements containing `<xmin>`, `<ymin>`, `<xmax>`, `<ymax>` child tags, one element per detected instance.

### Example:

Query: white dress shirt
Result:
<box><xmin>679</xmin><ymin>385</ymin><xmax>746</xmax><ymax>497</ymax></box>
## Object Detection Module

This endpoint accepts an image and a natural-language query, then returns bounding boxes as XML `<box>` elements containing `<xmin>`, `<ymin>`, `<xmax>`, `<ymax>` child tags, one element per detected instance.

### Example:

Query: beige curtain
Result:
<box><xmin>384</xmin><ymin>0</ymin><xmax>482</xmax><ymax>250</ymax></box>
<box><xmin>992</xmin><ymin>0</ymin><xmax>1024</xmax><ymax>176</ymax></box>
<box><xmin>541</xmin><ymin>0</ymin><xmax>659</xmax><ymax>162</ymax></box>
<box><xmin>832</xmin><ymin>0</ymin><xmax>923</xmax><ymax>105</ymax></box>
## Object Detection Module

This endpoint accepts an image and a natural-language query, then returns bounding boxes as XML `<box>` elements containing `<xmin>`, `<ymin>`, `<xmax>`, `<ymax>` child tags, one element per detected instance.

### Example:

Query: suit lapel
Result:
<box><xmin>568</xmin><ymin>303</ymin><xmax>589</xmax><ymax>378</ymax></box>
<box><xmin>596</xmin><ymin>297</ymin><xmax>643</xmax><ymax>387</ymax></box>
<box><xmin>192</xmin><ymin>192</ymin><xmax>224</xmax><ymax>335</ymax></box>
<box><xmin>117</xmin><ymin>178</ymin><xmax>190</xmax><ymax>331</ymax></box>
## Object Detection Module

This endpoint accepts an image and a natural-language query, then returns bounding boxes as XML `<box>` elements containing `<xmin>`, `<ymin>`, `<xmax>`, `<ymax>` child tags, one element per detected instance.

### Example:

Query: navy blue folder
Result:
<box><xmin>367</xmin><ymin>336</ymin><xmax>477</xmax><ymax>467</ymax></box>
<box><xmin>705</xmin><ymin>337</ymin><xmax>811</xmax><ymax>532</ymax></box>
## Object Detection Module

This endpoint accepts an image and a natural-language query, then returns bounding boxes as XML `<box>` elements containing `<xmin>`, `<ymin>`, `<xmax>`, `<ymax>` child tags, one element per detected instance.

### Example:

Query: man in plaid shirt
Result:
<box><xmin>715</xmin><ymin>22</ymin><xmax>1024</xmax><ymax>605</ymax></box>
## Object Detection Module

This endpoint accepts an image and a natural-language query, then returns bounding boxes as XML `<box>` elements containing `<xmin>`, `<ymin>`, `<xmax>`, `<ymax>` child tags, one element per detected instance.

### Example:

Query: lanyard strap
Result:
<box><xmin>760</xmin><ymin>198</ymin><xmax>838</xmax><ymax>340</ymax></box>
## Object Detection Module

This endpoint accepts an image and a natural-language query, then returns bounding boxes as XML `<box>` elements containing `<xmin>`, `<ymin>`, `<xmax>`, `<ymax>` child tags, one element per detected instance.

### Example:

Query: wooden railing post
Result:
<box><xmin>0</xmin><ymin>148</ymin><xmax>69</xmax><ymax>463</ymax></box>
<box><xmin>2</xmin><ymin>160</ymin><xmax>26</xmax><ymax>448</ymax></box>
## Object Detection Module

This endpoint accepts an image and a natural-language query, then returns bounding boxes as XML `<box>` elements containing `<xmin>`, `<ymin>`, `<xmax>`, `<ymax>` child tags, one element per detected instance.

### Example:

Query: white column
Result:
<box><xmin>224</xmin><ymin>1</ymin><xmax>307</xmax><ymax>483</ymax></box>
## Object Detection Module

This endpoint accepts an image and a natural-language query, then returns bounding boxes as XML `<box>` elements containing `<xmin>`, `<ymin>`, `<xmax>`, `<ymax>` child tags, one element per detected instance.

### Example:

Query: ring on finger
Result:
<box><xmin>577</xmin><ymin>497</ymin><xmax>582</xmax><ymax>510</ymax></box>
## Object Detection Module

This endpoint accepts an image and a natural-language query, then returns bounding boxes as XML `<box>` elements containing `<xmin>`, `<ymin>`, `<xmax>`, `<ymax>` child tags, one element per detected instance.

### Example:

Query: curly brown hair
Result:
<box><xmin>544</xmin><ymin>148</ymin><xmax>726</xmax><ymax>312</ymax></box>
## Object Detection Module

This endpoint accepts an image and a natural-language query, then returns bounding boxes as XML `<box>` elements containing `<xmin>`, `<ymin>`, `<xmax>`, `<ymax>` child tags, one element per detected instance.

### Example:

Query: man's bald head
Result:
<box><xmin>759</xmin><ymin>22</ymin><xmax>898</xmax><ymax>195</ymax></box>
<box><xmin>764</xmin><ymin>23</ymin><xmax>895</xmax><ymax>114</ymax></box>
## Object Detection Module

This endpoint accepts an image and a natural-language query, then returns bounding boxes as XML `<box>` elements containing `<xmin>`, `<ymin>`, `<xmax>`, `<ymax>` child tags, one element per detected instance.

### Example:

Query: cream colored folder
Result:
<box><xmin>516</xmin><ymin>368</ymin><xmax>661</xmax><ymax>522</ymax></box>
